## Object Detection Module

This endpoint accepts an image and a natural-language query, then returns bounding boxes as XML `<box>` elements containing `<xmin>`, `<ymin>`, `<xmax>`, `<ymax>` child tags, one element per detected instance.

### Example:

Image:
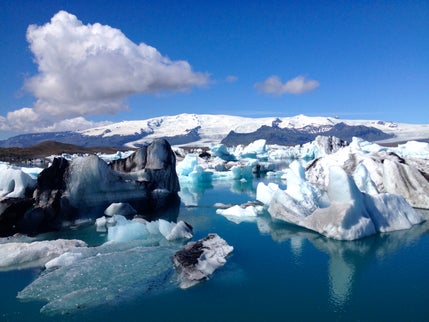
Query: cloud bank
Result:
<box><xmin>1</xmin><ymin>10</ymin><xmax>209</xmax><ymax>132</ymax></box>
<box><xmin>255</xmin><ymin>75</ymin><xmax>319</xmax><ymax>95</ymax></box>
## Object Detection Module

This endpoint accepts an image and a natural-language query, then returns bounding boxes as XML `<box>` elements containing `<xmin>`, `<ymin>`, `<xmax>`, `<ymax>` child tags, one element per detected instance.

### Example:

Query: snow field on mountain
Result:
<box><xmin>75</xmin><ymin>113</ymin><xmax>429</xmax><ymax>147</ymax></box>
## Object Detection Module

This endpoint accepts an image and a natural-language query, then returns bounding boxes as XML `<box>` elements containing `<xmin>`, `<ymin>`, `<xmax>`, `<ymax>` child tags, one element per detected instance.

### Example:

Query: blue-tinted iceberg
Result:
<box><xmin>106</xmin><ymin>215</ymin><xmax>193</xmax><ymax>243</ymax></box>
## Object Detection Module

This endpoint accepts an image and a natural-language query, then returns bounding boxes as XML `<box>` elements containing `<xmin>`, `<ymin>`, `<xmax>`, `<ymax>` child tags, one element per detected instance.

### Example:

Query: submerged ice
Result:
<box><xmin>18</xmin><ymin>241</ymin><xmax>178</xmax><ymax>314</ymax></box>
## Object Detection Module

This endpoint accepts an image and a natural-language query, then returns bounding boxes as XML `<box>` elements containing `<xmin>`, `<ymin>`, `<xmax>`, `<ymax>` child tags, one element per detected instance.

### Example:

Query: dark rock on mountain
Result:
<box><xmin>221</xmin><ymin>125</ymin><xmax>314</xmax><ymax>146</ymax></box>
<box><xmin>162</xmin><ymin>126</ymin><xmax>201</xmax><ymax>146</ymax></box>
<box><xmin>221</xmin><ymin>122</ymin><xmax>393</xmax><ymax>146</ymax></box>
<box><xmin>324</xmin><ymin>123</ymin><xmax>394</xmax><ymax>142</ymax></box>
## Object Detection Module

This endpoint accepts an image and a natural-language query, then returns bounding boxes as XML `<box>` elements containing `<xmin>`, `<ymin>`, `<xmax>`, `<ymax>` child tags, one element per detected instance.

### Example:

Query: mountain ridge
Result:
<box><xmin>1</xmin><ymin>113</ymin><xmax>428</xmax><ymax>148</ymax></box>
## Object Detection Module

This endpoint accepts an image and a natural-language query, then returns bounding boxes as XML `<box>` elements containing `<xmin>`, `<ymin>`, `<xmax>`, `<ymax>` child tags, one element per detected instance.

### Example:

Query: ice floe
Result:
<box><xmin>18</xmin><ymin>241</ymin><xmax>178</xmax><ymax>314</ymax></box>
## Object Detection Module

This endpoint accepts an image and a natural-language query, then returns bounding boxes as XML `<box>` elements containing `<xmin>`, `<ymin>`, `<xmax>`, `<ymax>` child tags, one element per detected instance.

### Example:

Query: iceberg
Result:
<box><xmin>306</xmin><ymin>137</ymin><xmax>429</xmax><ymax>209</ymax></box>
<box><xmin>0</xmin><ymin>164</ymin><xmax>36</xmax><ymax>199</ymax></box>
<box><xmin>239</xmin><ymin>139</ymin><xmax>267</xmax><ymax>158</ymax></box>
<box><xmin>176</xmin><ymin>153</ymin><xmax>199</xmax><ymax>177</ymax></box>
<box><xmin>177</xmin><ymin>154</ymin><xmax>214</xmax><ymax>185</ymax></box>
<box><xmin>65</xmin><ymin>155</ymin><xmax>147</xmax><ymax>208</ymax></box>
<box><xmin>265</xmin><ymin>165</ymin><xmax>424</xmax><ymax>240</ymax></box>
<box><xmin>173</xmin><ymin>234</ymin><xmax>234</xmax><ymax>289</ymax></box>
<box><xmin>210</xmin><ymin>144</ymin><xmax>236</xmax><ymax>161</ymax></box>
<box><xmin>216</xmin><ymin>203</ymin><xmax>263</xmax><ymax>224</ymax></box>
<box><xmin>105</xmin><ymin>215</ymin><xmax>193</xmax><ymax>243</ymax></box>
<box><xmin>0</xmin><ymin>239</ymin><xmax>87</xmax><ymax>271</ymax></box>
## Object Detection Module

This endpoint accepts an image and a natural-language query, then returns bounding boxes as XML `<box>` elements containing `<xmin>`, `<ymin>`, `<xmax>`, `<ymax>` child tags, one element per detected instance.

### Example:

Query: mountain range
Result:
<box><xmin>1</xmin><ymin>114</ymin><xmax>429</xmax><ymax>148</ymax></box>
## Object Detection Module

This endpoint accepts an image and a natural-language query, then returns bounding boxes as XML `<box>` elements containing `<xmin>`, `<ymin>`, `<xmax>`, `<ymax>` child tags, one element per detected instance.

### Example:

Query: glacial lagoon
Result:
<box><xmin>1</xmin><ymin>177</ymin><xmax>429</xmax><ymax>322</ymax></box>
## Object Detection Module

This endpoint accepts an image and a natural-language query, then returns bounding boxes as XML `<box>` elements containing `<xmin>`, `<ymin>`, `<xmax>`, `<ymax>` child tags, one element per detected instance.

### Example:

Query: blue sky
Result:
<box><xmin>0</xmin><ymin>0</ymin><xmax>428</xmax><ymax>138</ymax></box>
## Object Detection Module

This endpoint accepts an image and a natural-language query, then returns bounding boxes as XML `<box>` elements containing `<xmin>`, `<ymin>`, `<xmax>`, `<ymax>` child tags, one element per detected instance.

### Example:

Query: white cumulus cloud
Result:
<box><xmin>255</xmin><ymin>75</ymin><xmax>319</xmax><ymax>95</ymax></box>
<box><xmin>2</xmin><ymin>10</ymin><xmax>209</xmax><ymax>133</ymax></box>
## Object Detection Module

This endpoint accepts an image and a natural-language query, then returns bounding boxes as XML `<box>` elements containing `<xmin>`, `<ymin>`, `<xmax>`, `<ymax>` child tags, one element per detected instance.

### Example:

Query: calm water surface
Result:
<box><xmin>1</xmin><ymin>177</ymin><xmax>429</xmax><ymax>322</ymax></box>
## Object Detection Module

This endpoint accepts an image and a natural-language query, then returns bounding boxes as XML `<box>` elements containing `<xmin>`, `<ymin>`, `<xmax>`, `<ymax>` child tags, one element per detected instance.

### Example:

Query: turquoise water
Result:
<box><xmin>1</xmin><ymin>178</ymin><xmax>429</xmax><ymax>321</ymax></box>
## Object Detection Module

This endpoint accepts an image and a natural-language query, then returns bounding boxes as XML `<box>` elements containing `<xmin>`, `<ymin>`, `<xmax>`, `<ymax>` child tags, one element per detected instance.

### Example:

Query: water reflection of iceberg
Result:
<box><xmin>258</xmin><ymin>211</ymin><xmax>429</xmax><ymax>308</ymax></box>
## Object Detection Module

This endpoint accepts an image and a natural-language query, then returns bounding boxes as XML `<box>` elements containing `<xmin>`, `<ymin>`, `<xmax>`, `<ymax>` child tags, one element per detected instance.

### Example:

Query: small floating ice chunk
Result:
<box><xmin>106</xmin><ymin>215</ymin><xmax>193</xmax><ymax>243</ymax></box>
<box><xmin>216</xmin><ymin>204</ymin><xmax>262</xmax><ymax>224</ymax></box>
<box><xmin>173</xmin><ymin>234</ymin><xmax>233</xmax><ymax>289</ymax></box>
<box><xmin>104</xmin><ymin>202</ymin><xmax>137</xmax><ymax>217</ymax></box>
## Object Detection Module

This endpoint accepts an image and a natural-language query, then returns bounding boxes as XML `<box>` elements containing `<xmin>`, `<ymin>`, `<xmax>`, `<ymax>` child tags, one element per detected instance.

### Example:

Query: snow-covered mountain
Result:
<box><xmin>1</xmin><ymin>113</ymin><xmax>429</xmax><ymax>148</ymax></box>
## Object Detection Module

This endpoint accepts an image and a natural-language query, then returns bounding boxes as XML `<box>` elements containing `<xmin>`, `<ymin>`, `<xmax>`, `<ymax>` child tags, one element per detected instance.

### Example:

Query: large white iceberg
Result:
<box><xmin>263</xmin><ymin>165</ymin><xmax>424</xmax><ymax>240</ymax></box>
<box><xmin>306</xmin><ymin>137</ymin><xmax>429</xmax><ymax>209</ymax></box>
